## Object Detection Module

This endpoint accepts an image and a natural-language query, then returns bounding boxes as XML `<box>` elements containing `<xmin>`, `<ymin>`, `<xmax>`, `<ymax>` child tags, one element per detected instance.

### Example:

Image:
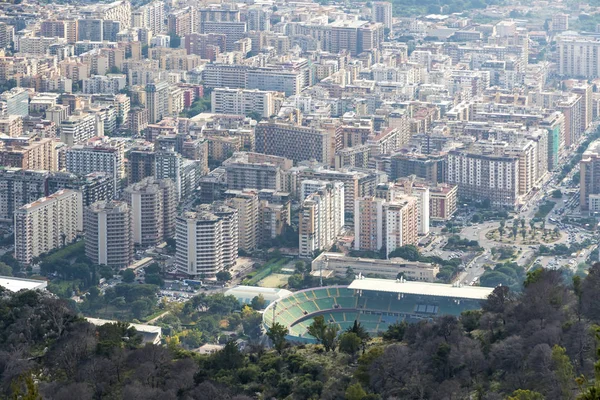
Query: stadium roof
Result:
<box><xmin>0</xmin><ymin>276</ymin><xmax>47</xmax><ymax>292</ymax></box>
<box><xmin>347</xmin><ymin>278</ymin><xmax>494</xmax><ymax>300</ymax></box>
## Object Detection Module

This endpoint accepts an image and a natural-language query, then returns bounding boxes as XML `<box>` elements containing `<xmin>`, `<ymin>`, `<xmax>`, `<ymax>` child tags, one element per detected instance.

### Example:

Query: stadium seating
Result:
<box><xmin>263</xmin><ymin>284</ymin><xmax>485</xmax><ymax>343</ymax></box>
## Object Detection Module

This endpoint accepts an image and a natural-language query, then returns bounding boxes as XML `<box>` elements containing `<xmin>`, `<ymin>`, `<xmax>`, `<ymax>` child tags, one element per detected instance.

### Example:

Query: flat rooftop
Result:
<box><xmin>347</xmin><ymin>278</ymin><xmax>494</xmax><ymax>300</ymax></box>
<box><xmin>0</xmin><ymin>276</ymin><xmax>47</xmax><ymax>292</ymax></box>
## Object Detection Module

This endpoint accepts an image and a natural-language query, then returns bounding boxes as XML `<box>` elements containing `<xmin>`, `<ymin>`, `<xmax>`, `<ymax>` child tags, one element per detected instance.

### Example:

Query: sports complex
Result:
<box><xmin>263</xmin><ymin>277</ymin><xmax>495</xmax><ymax>342</ymax></box>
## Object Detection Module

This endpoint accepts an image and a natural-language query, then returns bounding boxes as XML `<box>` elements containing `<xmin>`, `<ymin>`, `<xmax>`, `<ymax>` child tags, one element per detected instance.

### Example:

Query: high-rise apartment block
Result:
<box><xmin>168</xmin><ymin>7</ymin><xmax>195</xmax><ymax>37</ymax></box>
<box><xmin>0</xmin><ymin>168</ymin><xmax>48</xmax><ymax>222</ymax></box>
<box><xmin>580</xmin><ymin>139</ymin><xmax>600</xmax><ymax>210</ymax></box>
<box><xmin>59</xmin><ymin>113</ymin><xmax>99</xmax><ymax>147</ymax></box>
<box><xmin>66</xmin><ymin>143</ymin><xmax>123</xmax><ymax>196</ymax></box>
<box><xmin>558</xmin><ymin>35</ymin><xmax>600</xmax><ymax>78</ymax></box>
<box><xmin>47</xmin><ymin>171</ymin><xmax>114</xmax><ymax>207</ymax></box>
<box><xmin>85</xmin><ymin>200</ymin><xmax>133</xmax><ymax>268</ymax></box>
<box><xmin>372</xmin><ymin>2</ymin><xmax>392</xmax><ymax>32</ymax></box>
<box><xmin>176</xmin><ymin>203</ymin><xmax>239</xmax><ymax>277</ymax></box>
<box><xmin>146</xmin><ymin>81</ymin><xmax>170</xmax><ymax>124</ymax></box>
<box><xmin>353</xmin><ymin>194</ymin><xmax>418</xmax><ymax>255</ymax></box>
<box><xmin>222</xmin><ymin>151</ymin><xmax>291</xmax><ymax>191</ymax></box>
<box><xmin>127</xmin><ymin>147</ymin><xmax>156</xmax><ymax>185</ymax></box>
<box><xmin>14</xmin><ymin>190</ymin><xmax>82</xmax><ymax>265</ymax></box>
<box><xmin>132</xmin><ymin>1</ymin><xmax>164</xmax><ymax>34</ymax></box>
<box><xmin>0</xmin><ymin>136</ymin><xmax>56</xmax><ymax>171</ymax></box>
<box><xmin>552</xmin><ymin>13</ymin><xmax>569</xmax><ymax>32</ymax></box>
<box><xmin>124</xmin><ymin>177</ymin><xmax>176</xmax><ymax>246</ymax></box>
<box><xmin>255</xmin><ymin>121</ymin><xmax>331</xmax><ymax>164</ymax></box>
<box><xmin>224</xmin><ymin>189</ymin><xmax>259</xmax><ymax>253</ymax></box>
<box><xmin>211</xmin><ymin>88</ymin><xmax>281</xmax><ymax>118</ymax></box>
<box><xmin>299</xmin><ymin>181</ymin><xmax>344</xmax><ymax>258</ymax></box>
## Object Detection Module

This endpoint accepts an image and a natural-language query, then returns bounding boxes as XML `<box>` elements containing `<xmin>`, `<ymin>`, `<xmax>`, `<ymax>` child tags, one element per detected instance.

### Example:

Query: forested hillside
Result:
<box><xmin>3</xmin><ymin>265</ymin><xmax>600</xmax><ymax>399</ymax></box>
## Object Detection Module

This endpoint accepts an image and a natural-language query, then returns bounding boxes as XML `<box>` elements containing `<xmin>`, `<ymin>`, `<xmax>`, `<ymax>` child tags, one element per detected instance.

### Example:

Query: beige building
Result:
<box><xmin>14</xmin><ymin>190</ymin><xmax>83</xmax><ymax>265</ymax></box>
<box><xmin>354</xmin><ymin>194</ymin><xmax>419</xmax><ymax>256</ymax></box>
<box><xmin>211</xmin><ymin>88</ymin><xmax>282</xmax><ymax>118</ymax></box>
<box><xmin>0</xmin><ymin>136</ymin><xmax>56</xmax><ymax>171</ymax></box>
<box><xmin>429</xmin><ymin>184</ymin><xmax>458</xmax><ymax>220</ymax></box>
<box><xmin>85</xmin><ymin>200</ymin><xmax>134</xmax><ymax>268</ymax></box>
<box><xmin>311</xmin><ymin>252</ymin><xmax>439</xmax><ymax>282</ymax></box>
<box><xmin>225</xmin><ymin>189</ymin><xmax>259</xmax><ymax>253</ymax></box>
<box><xmin>255</xmin><ymin>121</ymin><xmax>332</xmax><ymax>164</ymax></box>
<box><xmin>124</xmin><ymin>177</ymin><xmax>176</xmax><ymax>247</ymax></box>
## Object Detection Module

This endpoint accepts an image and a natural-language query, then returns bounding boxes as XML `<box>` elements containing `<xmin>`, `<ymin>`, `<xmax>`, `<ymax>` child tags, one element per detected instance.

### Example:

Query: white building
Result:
<box><xmin>175</xmin><ymin>204</ymin><xmax>239</xmax><ymax>278</ymax></box>
<box><xmin>299</xmin><ymin>181</ymin><xmax>344</xmax><ymax>258</ymax></box>
<box><xmin>84</xmin><ymin>200</ymin><xmax>133</xmax><ymax>268</ymax></box>
<box><xmin>82</xmin><ymin>74</ymin><xmax>127</xmax><ymax>94</ymax></box>
<box><xmin>14</xmin><ymin>189</ymin><xmax>82</xmax><ymax>265</ymax></box>
<box><xmin>211</xmin><ymin>88</ymin><xmax>280</xmax><ymax>118</ymax></box>
<box><xmin>59</xmin><ymin>113</ymin><xmax>100</xmax><ymax>146</ymax></box>
<box><xmin>66</xmin><ymin>143</ymin><xmax>123</xmax><ymax>196</ymax></box>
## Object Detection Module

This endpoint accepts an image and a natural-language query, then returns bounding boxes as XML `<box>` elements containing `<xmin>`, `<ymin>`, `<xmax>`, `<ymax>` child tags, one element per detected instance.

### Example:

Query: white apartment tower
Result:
<box><xmin>176</xmin><ymin>204</ymin><xmax>239</xmax><ymax>277</ymax></box>
<box><xmin>85</xmin><ymin>200</ymin><xmax>134</xmax><ymax>268</ymax></box>
<box><xmin>14</xmin><ymin>190</ymin><xmax>83</xmax><ymax>265</ymax></box>
<box><xmin>299</xmin><ymin>181</ymin><xmax>344</xmax><ymax>258</ymax></box>
<box><xmin>372</xmin><ymin>2</ymin><xmax>392</xmax><ymax>32</ymax></box>
<box><xmin>123</xmin><ymin>177</ymin><xmax>177</xmax><ymax>247</ymax></box>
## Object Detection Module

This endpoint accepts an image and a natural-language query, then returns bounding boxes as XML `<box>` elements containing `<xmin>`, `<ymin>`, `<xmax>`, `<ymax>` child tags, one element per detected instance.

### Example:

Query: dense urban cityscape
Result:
<box><xmin>2</xmin><ymin>0</ymin><xmax>600</xmax><ymax>398</ymax></box>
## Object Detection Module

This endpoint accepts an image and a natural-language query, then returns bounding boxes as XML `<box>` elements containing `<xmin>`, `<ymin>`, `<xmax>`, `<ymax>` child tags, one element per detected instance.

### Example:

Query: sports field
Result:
<box><xmin>257</xmin><ymin>273</ymin><xmax>289</xmax><ymax>288</ymax></box>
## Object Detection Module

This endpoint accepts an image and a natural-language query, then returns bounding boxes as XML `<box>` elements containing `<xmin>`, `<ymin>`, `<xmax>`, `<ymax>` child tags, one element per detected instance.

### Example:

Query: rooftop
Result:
<box><xmin>347</xmin><ymin>278</ymin><xmax>495</xmax><ymax>300</ymax></box>
<box><xmin>0</xmin><ymin>276</ymin><xmax>47</xmax><ymax>292</ymax></box>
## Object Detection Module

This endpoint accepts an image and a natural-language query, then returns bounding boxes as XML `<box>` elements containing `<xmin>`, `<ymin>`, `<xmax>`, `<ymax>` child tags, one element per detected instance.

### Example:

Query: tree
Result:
<box><xmin>382</xmin><ymin>321</ymin><xmax>408</xmax><ymax>341</ymax></box>
<box><xmin>307</xmin><ymin>315</ymin><xmax>327</xmax><ymax>344</ymax></box>
<box><xmin>216</xmin><ymin>271</ymin><xmax>232</xmax><ymax>282</ymax></box>
<box><xmin>551</xmin><ymin>345</ymin><xmax>574</xmax><ymax>399</ymax></box>
<box><xmin>169</xmin><ymin>33</ymin><xmax>181</xmax><ymax>48</ymax></box>
<box><xmin>0</xmin><ymin>261</ymin><xmax>12</xmax><ymax>276</ymax></box>
<box><xmin>507</xmin><ymin>390</ymin><xmax>544</xmax><ymax>400</ymax></box>
<box><xmin>122</xmin><ymin>269</ymin><xmax>135</xmax><ymax>283</ymax></box>
<box><xmin>512</xmin><ymin>223</ymin><xmax>519</xmax><ymax>239</ymax></box>
<box><xmin>339</xmin><ymin>332</ymin><xmax>361</xmax><ymax>360</ymax></box>
<box><xmin>345</xmin><ymin>383</ymin><xmax>367</xmax><ymax>400</ymax></box>
<box><xmin>552</xmin><ymin>189</ymin><xmax>563</xmax><ymax>198</ymax></box>
<box><xmin>521</xmin><ymin>228</ymin><xmax>527</xmax><ymax>240</ymax></box>
<box><xmin>266</xmin><ymin>322</ymin><xmax>288</xmax><ymax>354</ymax></box>
<box><xmin>322</xmin><ymin>324</ymin><xmax>339</xmax><ymax>352</ymax></box>
<box><xmin>530</xmin><ymin>220</ymin><xmax>536</xmax><ymax>238</ymax></box>
<box><xmin>250</xmin><ymin>294</ymin><xmax>266</xmax><ymax>310</ymax></box>
<box><xmin>346</xmin><ymin>320</ymin><xmax>370</xmax><ymax>354</ymax></box>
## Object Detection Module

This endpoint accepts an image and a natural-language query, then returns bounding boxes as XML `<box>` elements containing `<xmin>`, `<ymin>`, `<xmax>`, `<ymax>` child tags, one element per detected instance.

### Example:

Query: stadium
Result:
<box><xmin>262</xmin><ymin>277</ymin><xmax>495</xmax><ymax>342</ymax></box>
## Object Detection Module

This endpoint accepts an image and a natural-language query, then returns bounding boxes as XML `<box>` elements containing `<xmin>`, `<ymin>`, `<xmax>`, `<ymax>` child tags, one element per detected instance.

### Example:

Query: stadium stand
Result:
<box><xmin>263</xmin><ymin>279</ymin><xmax>493</xmax><ymax>343</ymax></box>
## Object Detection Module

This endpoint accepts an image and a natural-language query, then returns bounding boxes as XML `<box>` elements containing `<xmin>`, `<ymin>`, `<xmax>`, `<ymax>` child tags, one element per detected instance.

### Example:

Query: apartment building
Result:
<box><xmin>447</xmin><ymin>144</ymin><xmax>520</xmax><ymax>208</ymax></box>
<box><xmin>557</xmin><ymin>34</ymin><xmax>600</xmax><ymax>78</ymax></box>
<box><xmin>211</xmin><ymin>88</ymin><xmax>281</xmax><ymax>118</ymax></box>
<box><xmin>201</xmin><ymin>21</ymin><xmax>247</xmax><ymax>52</ymax></box>
<box><xmin>222</xmin><ymin>152</ymin><xmax>291</xmax><ymax>191</ymax></box>
<box><xmin>168</xmin><ymin>7</ymin><xmax>195</xmax><ymax>37</ymax></box>
<box><xmin>258</xmin><ymin>190</ymin><xmax>291</xmax><ymax>245</ymax></box>
<box><xmin>390</xmin><ymin>152</ymin><xmax>447</xmax><ymax>184</ymax></box>
<box><xmin>85</xmin><ymin>200</ymin><xmax>133</xmax><ymax>268</ymax></box>
<box><xmin>124</xmin><ymin>177</ymin><xmax>176</xmax><ymax>247</ymax></box>
<box><xmin>372</xmin><ymin>2</ymin><xmax>393</xmax><ymax>32</ymax></box>
<box><xmin>580</xmin><ymin>139</ymin><xmax>600</xmax><ymax>210</ymax></box>
<box><xmin>66</xmin><ymin>143</ymin><xmax>122</xmax><ymax>195</ymax></box>
<box><xmin>127</xmin><ymin>147</ymin><xmax>156</xmax><ymax>185</ymax></box>
<box><xmin>353</xmin><ymin>193</ymin><xmax>419</xmax><ymax>255</ymax></box>
<box><xmin>0</xmin><ymin>136</ymin><xmax>56</xmax><ymax>171</ymax></box>
<box><xmin>82</xmin><ymin>74</ymin><xmax>127</xmax><ymax>95</ymax></box>
<box><xmin>246</xmin><ymin>68</ymin><xmax>302</xmax><ymax>96</ymax></box>
<box><xmin>224</xmin><ymin>189</ymin><xmax>259</xmax><ymax>253</ymax></box>
<box><xmin>14</xmin><ymin>190</ymin><xmax>82</xmax><ymax>265</ymax></box>
<box><xmin>299</xmin><ymin>181</ymin><xmax>344</xmax><ymax>258</ymax></box>
<box><xmin>428</xmin><ymin>183</ymin><xmax>458</xmax><ymax>221</ymax></box>
<box><xmin>59</xmin><ymin>113</ymin><xmax>99</xmax><ymax>147</ymax></box>
<box><xmin>0</xmin><ymin>168</ymin><xmax>48</xmax><ymax>222</ymax></box>
<box><xmin>47</xmin><ymin>171</ymin><xmax>114</xmax><ymax>207</ymax></box>
<box><xmin>146</xmin><ymin>81</ymin><xmax>170</xmax><ymax>124</ymax></box>
<box><xmin>255</xmin><ymin>121</ymin><xmax>331</xmax><ymax>164</ymax></box>
<box><xmin>175</xmin><ymin>203</ymin><xmax>239</xmax><ymax>277</ymax></box>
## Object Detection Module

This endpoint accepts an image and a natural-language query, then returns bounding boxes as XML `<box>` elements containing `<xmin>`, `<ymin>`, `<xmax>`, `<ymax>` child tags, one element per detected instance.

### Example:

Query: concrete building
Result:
<box><xmin>255</xmin><ymin>121</ymin><xmax>331</xmax><ymax>164</ymax></box>
<box><xmin>14</xmin><ymin>190</ymin><xmax>82</xmax><ymax>265</ymax></box>
<box><xmin>299</xmin><ymin>181</ymin><xmax>344</xmax><ymax>258</ymax></box>
<box><xmin>372</xmin><ymin>2</ymin><xmax>393</xmax><ymax>32</ymax></box>
<box><xmin>354</xmin><ymin>194</ymin><xmax>419</xmax><ymax>255</ymax></box>
<box><xmin>1</xmin><ymin>88</ymin><xmax>29</xmax><ymax>117</ymax></box>
<box><xmin>580</xmin><ymin>139</ymin><xmax>600</xmax><ymax>210</ymax></box>
<box><xmin>429</xmin><ymin>183</ymin><xmax>458</xmax><ymax>220</ymax></box>
<box><xmin>0</xmin><ymin>168</ymin><xmax>48</xmax><ymax>222</ymax></box>
<box><xmin>47</xmin><ymin>171</ymin><xmax>114</xmax><ymax>207</ymax></box>
<box><xmin>83</xmin><ymin>74</ymin><xmax>127</xmax><ymax>95</ymax></box>
<box><xmin>66</xmin><ymin>143</ymin><xmax>122</xmax><ymax>196</ymax></box>
<box><xmin>224</xmin><ymin>189</ymin><xmax>259</xmax><ymax>253</ymax></box>
<box><xmin>0</xmin><ymin>136</ymin><xmax>56</xmax><ymax>171</ymax></box>
<box><xmin>127</xmin><ymin>147</ymin><xmax>156</xmax><ymax>185</ymax></box>
<box><xmin>552</xmin><ymin>13</ymin><xmax>569</xmax><ymax>32</ymax></box>
<box><xmin>201</xmin><ymin>21</ymin><xmax>247</xmax><ymax>52</ymax></box>
<box><xmin>175</xmin><ymin>203</ymin><xmax>239</xmax><ymax>277</ymax></box>
<box><xmin>558</xmin><ymin>34</ymin><xmax>600</xmax><ymax>78</ymax></box>
<box><xmin>211</xmin><ymin>88</ymin><xmax>281</xmax><ymax>118</ymax></box>
<box><xmin>222</xmin><ymin>152</ymin><xmax>291</xmax><ymax>191</ymax></box>
<box><xmin>85</xmin><ymin>200</ymin><xmax>133</xmax><ymax>268</ymax></box>
<box><xmin>312</xmin><ymin>252</ymin><xmax>439</xmax><ymax>281</ymax></box>
<box><xmin>59</xmin><ymin>113</ymin><xmax>99</xmax><ymax>147</ymax></box>
<box><xmin>146</xmin><ymin>81</ymin><xmax>170</xmax><ymax>124</ymax></box>
<box><xmin>124</xmin><ymin>177</ymin><xmax>176</xmax><ymax>246</ymax></box>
